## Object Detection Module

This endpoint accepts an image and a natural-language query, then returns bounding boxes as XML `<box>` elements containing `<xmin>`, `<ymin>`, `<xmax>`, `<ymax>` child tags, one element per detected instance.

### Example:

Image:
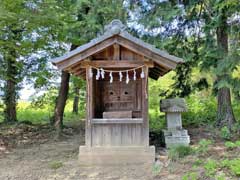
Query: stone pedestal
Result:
<box><xmin>160</xmin><ymin>98</ymin><xmax>190</xmax><ymax>148</ymax></box>
<box><xmin>79</xmin><ymin>146</ymin><xmax>155</xmax><ymax>166</ymax></box>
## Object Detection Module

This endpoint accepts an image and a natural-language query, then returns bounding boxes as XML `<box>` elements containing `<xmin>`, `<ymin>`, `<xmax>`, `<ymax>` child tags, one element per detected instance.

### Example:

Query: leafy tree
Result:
<box><xmin>132</xmin><ymin>0</ymin><xmax>240</xmax><ymax>129</ymax></box>
<box><xmin>71</xmin><ymin>76</ymin><xmax>85</xmax><ymax>114</ymax></box>
<box><xmin>52</xmin><ymin>0</ymin><xmax>128</xmax><ymax>136</ymax></box>
<box><xmin>0</xmin><ymin>0</ymin><xmax>66</xmax><ymax>123</ymax></box>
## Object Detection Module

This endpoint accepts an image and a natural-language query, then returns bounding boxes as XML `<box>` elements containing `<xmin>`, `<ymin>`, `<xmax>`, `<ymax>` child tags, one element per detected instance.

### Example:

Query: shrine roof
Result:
<box><xmin>51</xmin><ymin>20</ymin><xmax>184</xmax><ymax>79</ymax></box>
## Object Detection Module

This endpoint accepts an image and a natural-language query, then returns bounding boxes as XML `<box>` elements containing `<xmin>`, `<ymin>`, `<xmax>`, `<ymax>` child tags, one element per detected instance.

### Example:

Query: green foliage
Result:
<box><xmin>182</xmin><ymin>172</ymin><xmax>198</xmax><ymax>180</ymax></box>
<box><xmin>148</xmin><ymin>72</ymin><xmax>175</xmax><ymax>131</ymax></box>
<box><xmin>224</xmin><ymin>141</ymin><xmax>237</xmax><ymax>149</ymax></box>
<box><xmin>168</xmin><ymin>145</ymin><xmax>192</xmax><ymax>161</ymax></box>
<box><xmin>0</xmin><ymin>0</ymin><xmax>72</xmax><ymax>122</ymax></box>
<box><xmin>229</xmin><ymin>159</ymin><xmax>240</xmax><ymax>176</ymax></box>
<box><xmin>224</xmin><ymin>140</ymin><xmax>240</xmax><ymax>149</ymax></box>
<box><xmin>0</xmin><ymin>0</ymin><xmax>128</xmax><ymax>122</ymax></box>
<box><xmin>236</xmin><ymin>141</ymin><xmax>240</xmax><ymax>146</ymax></box>
<box><xmin>152</xmin><ymin>160</ymin><xmax>162</xmax><ymax>175</ymax></box>
<box><xmin>215</xmin><ymin>173</ymin><xmax>227</xmax><ymax>180</ymax></box>
<box><xmin>193</xmin><ymin>159</ymin><xmax>204</xmax><ymax>167</ymax></box>
<box><xmin>220</xmin><ymin>159</ymin><xmax>240</xmax><ymax>177</ymax></box>
<box><xmin>133</xmin><ymin>0</ymin><xmax>240</xmax><ymax>128</ymax></box>
<box><xmin>2</xmin><ymin>101</ymin><xmax>85</xmax><ymax>125</ymax></box>
<box><xmin>204</xmin><ymin>159</ymin><xmax>218</xmax><ymax>177</ymax></box>
<box><xmin>49</xmin><ymin>161</ymin><xmax>63</xmax><ymax>170</ymax></box>
<box><xmin>195</xmin><ymin>139</ymin><xmax>212</xmax><ymax>155</ymax></box>
<box><xmin>220</xmin><ymin>126</ymin><xmax>232</xmax><ymax>140</ymax></box>
<box><xmin>183</xmin><ymin>95</ymin><xmax>217</xmax><ymax>127</ymax></box>
<box><xmin>30</xmin><ymin>88</ymin><xmax>58</xmax><ymax>109</ymax></box>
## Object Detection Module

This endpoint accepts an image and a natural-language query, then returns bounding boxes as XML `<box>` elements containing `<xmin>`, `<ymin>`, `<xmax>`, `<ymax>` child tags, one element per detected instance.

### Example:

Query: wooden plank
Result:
<box><xmin>135</xmin><ymin>124</ymin><xmax>142</xmax><ymax>145</ymax></box>
<box><xmin>77</xmin><ymin>60</ymin><xmax>154</xmax><ymax>68</ymax></box>
<box><xmin>85</xmin><ymin>67</ymin><xmax>93</xmax><ymax>147</ymax></box>
<box><xmin>57</xmin><ymin>37</ymin><xmax>116</xmax><ymax>70</ymax></box>
<box><xmin>106</xmin><ymin>125</ymin><xmax>112</xmax><ymax>146</ymax></box>
<box><xmin>113</xmin><ymin>44</ymin><xmax>120</xmax><ymax>60</ymax></box>
<box><xmin>73</xmin><ymin>69</ymin><xmax>85</xmax><ymax>76</ymax></box>
<box><xmin>103</xmin><ymin>111</ymin><xmax>132</xmax><ymax>118</ymax></box>
<box><xmin>70</xmin><ymin>64</ymin><xmax>83</xmax><ymax>72</ymax></box>
<box><xmin>92</xmin><ymin>118</ymin><xmax>143</xmax><ymax>124</ymax></box>
<box><xmin>116</xmin><ymin>37</ymin><xmax>176</xmax><ymax>69</ymax></box>
<box><xmin>142</xmin><ymin>66</ymin><xmax>149</xmax><ymax>146</ymax></box>
<box><xmin>122</xmin><ymin>125</ymin><xmax>131</xmax><ymax>145</ymax></box>
<box><xmin>110</xmin><ymin>125</ymin><xmax>118</xmax><ymax>145</ymax></box>
<box><xmin>70</xmin><ymin>67</ymin><xmax>82</xmax><ymax>74</ymax></box>
<box><xmin>154</xmin><ymin>63</ymin><xmax>169</xmax><ymax>72</ymax></box>
<box><xmin>92</xmin><ymin>125</ymin><xmax>103</xmax><ymax>146</ymax></box>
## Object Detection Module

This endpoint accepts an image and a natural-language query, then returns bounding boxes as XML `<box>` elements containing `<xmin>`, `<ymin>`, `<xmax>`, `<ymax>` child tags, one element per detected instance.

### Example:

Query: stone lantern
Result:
<box><xmin>160</xmin><ymin>98</ymin><xmax>190</xmax><ymax>148</ymax></box>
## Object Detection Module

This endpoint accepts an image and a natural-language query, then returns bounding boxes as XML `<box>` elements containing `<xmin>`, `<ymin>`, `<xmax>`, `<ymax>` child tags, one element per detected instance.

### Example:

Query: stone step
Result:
<box><xmin>79</xmin><ymin>146</ymin><xmax>155</xmax><ymax>166</ymax></box>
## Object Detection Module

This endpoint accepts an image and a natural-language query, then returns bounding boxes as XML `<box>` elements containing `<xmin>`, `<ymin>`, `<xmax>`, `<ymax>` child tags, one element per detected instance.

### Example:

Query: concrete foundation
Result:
<box><xmin>79</xmin><ymin>146</ymin><xmax>155</xmax><ymax>166</ymax></box>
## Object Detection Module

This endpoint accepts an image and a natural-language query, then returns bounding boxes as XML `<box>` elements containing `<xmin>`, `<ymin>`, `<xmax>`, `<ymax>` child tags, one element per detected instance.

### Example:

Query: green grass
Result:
<box><xmin>0</xmin><ymin>100</ymin><xmax>85</xmax><ymax>124</ymax></box>
<box><xmin>168</xmin><ymin>145</ymin><xmax>193</xmax><ymax>161</ymax></box>
<box><xmin>17</xmin><ymin>101</ymin><xmax>51</xmax><ymax>124</ymax></box>
<box><xmin>0</xmin><ymin>69</ymin><xmax>240</xmax><ymax>128</ymax></box>
<box><xmin>49</xmin><ymin>161</ymin><xmax>63</xmax><ymax>170</ymax></box>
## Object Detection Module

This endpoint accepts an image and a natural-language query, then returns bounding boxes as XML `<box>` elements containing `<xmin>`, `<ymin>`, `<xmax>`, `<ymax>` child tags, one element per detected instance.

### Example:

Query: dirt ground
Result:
<box><xmin>0</xmin><ymin>134</ymin><xmax>156</xmax><ymax>180</ymax></box>
<box><xmin>0</xmin><ymin>122</ymin><xmax>236</xmax><ymax>180</ymax></box>
<box><xmin>0</xmin><ymin>122</ymin><xmax>159</xmax><ymax>180</ymax></box>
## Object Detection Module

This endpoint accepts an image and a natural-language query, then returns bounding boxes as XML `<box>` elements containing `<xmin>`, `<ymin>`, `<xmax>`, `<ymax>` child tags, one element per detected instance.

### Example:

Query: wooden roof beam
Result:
<box><xmin>72</xmin><ymin>60</ymin><xmax>154</xmax><ymax>68</ymax></box>
<box><xmin>57</xmin><ymin>37</ymin><xmax>116</xmax><ymax>70</ymax></box>
<box><xmin>73</xmin><ymin>69</ymin><xmax>86</xmax><ymax>76</ymax></box>
<box><xmin>116</xmin><ymin>37</ymin><xmax>177</xmax><ymax>69</ymax></box>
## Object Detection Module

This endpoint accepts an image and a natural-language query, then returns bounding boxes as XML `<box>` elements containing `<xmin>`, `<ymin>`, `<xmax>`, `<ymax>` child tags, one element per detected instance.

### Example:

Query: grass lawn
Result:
<box><xmin>0</xmin><ymin>101</ymin><xmax>86</xmax><ymax>124</ymax></box>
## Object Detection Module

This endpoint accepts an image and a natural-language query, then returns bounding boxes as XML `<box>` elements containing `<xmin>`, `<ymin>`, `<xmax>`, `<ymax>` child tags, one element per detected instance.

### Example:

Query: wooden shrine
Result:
<box><xmin>51</xmin><ymin>20</ymin><xmax>183</xmax><ymax>165</ymax></box>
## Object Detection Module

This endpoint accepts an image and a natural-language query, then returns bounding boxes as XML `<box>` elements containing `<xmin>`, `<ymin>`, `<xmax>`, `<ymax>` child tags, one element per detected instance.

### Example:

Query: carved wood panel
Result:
<box><xmin>103</xmin><ymin>81</ymin><xmax>136</xmax><ymax>111</ymax></box>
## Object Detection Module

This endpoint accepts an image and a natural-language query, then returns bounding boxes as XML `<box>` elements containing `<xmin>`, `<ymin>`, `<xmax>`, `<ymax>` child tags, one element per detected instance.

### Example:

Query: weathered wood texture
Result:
<box><xmin>142</xmin><ymin>66</ymin><xmax>149</xmax><ymax>146</ymax></box>
<box><xmin>52</xmin><ymin>20</ymin><xmax>183</xmax><ymax>165</ymax></box>
<box><xmin>94</xmin><ymin>79</ymin><xmax>142</xmax><ymax>118</ymax></box>
<box><xmin>92</xmin><ymin>118</ymin><xmax>143</xmax><ymax>124</ymax></box>
<box><xmin>92</xmin><ymin>124</ymin><xmax>143</xmax><ymax>146</ymax></box>
<box><xmin>103</xmin><ymin>111</ymin><xmax>132</xmax><ymax>118</ymax></box>
<box><xmin>62</xmin><ymin>42</ymin><xmax>170</xmax><ymax>79</ymax></box>
<box><xmin>80</xmin><ymin>43</ymin><xmax>152</xmax><ymax>148</ymax></box>
<box><xmin>72</xmin><ymin>60</ymin><xmax>154</xmax><ymax>69</ymax></box>
<box><xmin>85</xmin><ymin>67</ymin><xmax>93</xmax><ymax>147</ymax></box>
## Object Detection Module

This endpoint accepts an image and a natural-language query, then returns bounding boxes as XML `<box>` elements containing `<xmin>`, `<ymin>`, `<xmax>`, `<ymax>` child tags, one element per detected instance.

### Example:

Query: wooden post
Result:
<box><xmin>142</xmin><ymin>66</ymin><xmax>149</xmax><ymax>146</ymax></box>
<box><xmin>113</xmin><ymin>44</ymin><xmax>120</xmax><ymax>61</ymax></box>
<box><xmin>86</xmin><ymin>67</ymin><xmax>93</xmax><ymax>147</ymax></box>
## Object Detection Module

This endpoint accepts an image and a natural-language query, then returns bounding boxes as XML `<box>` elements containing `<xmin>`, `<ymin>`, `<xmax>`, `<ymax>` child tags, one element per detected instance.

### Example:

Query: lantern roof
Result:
<box><xmin>160</xmin><ymin>98</ymin><xmax>188</xmax><ymax>112</ymax></box>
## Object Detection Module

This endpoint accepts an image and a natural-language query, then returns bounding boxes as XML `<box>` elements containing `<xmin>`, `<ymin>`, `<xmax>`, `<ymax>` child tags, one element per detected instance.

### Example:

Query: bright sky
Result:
<box><xmin>19</xmin><ymin>84</ymin><xmax>35</xmax><ymax>101</ymax></box>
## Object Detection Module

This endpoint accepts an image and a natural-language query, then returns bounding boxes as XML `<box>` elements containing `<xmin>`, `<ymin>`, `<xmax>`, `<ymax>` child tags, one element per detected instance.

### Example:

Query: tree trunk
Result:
<box><xmin>53</xmin><ymin>71</ymin><xmax>70</xmax><ymax>137</ymax></box>
<box><xmin>72</xmin><ymin>86</ymin><xmax>80</xmax><ymax>114</ymax></box>
<box><xmin>216</xmin><ymin>9</ymin><xmax>236</xmax><ymax>129</ymax></box>
<box><xmin>52</xmin><ymin>44</ymin><xmax>78</xmax><ymax>137</ymax></box>
<box><xmin>4</xmin><ymin>53</ymin><xmax>17</xmax><ymax>123</ymax></box>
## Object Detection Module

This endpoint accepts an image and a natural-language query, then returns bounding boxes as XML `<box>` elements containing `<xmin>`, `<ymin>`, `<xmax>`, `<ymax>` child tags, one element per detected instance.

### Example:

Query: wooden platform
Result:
<box><xmin>92</xmin><ymin>118</ymin><xmax>143</xmax><ymax>124</ymax></box>
<box><xmin>79</xmin><ymin>146</ymin><xmax>155</xmax><ymax>166</ymax></box>
<box><xmin>103</xmin><ymin>111</ymin><xmax>132</xmax><ymax>118</ymax></box>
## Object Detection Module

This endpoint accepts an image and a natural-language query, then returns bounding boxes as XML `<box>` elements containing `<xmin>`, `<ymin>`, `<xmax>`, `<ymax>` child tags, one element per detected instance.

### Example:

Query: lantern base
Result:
<box><xmin>163</xmin><ymin>129</ymin><xmax>190</xmax><ymax>148</ymax></box>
